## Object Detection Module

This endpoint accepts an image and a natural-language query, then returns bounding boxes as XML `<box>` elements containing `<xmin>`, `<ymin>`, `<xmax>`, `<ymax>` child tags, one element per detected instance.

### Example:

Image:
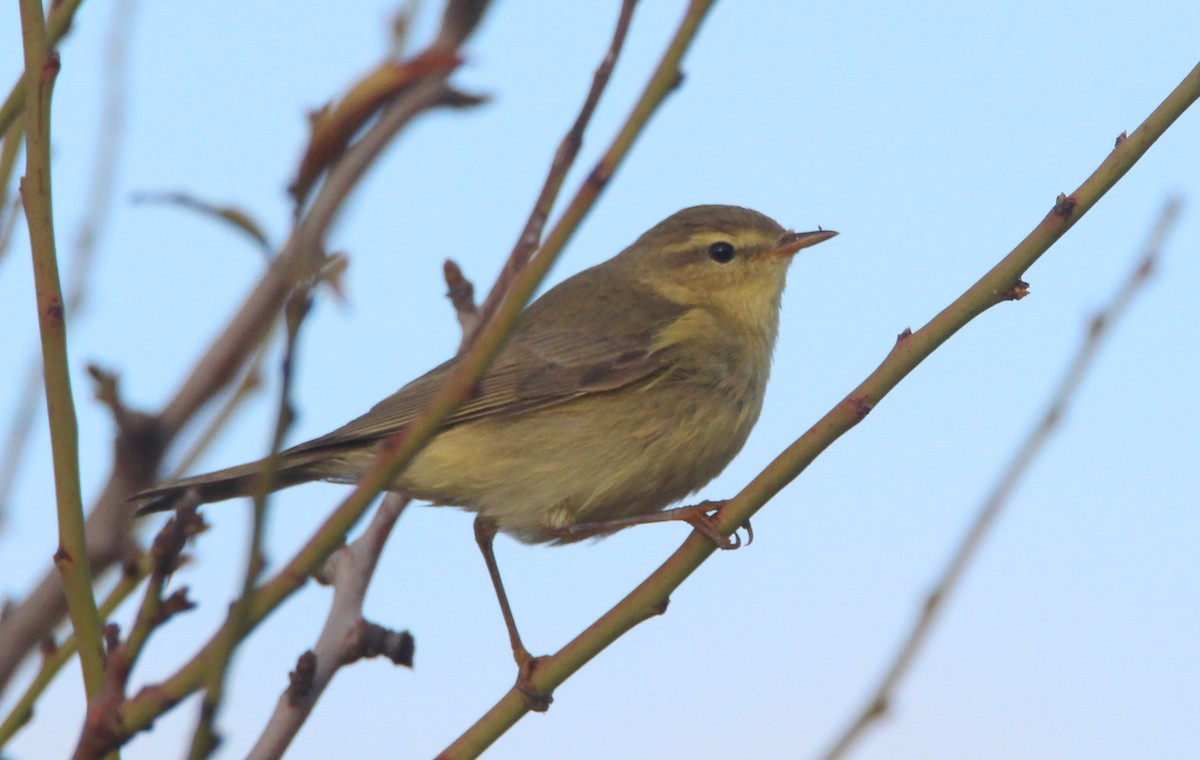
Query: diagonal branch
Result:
<box><xmin>817</xmin><ymin>197</ymin><xmax>1183</xmax><ymax>760</ymax></box>
<box><xmin>437</xmin><ymin>60</ymin><xmax>1200</xmax><ymax>760</ymax></box>
<box><xmin>243</xmin><ymin>4</ymin><xmax>640</xmax><ymax>755</ymax></box>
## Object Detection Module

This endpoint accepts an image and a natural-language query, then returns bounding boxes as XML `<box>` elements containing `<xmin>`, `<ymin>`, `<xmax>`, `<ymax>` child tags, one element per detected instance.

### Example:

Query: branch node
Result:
<box><xmin>150</xmin><ymin>504</ymin><xmax>205</xmax><ymax>576</ymax></box>
<box><xmin>847</xmin><ymin>395</ymin><xmax>873</xmax><ymax>421</ymax></box>
<box><xmin>354</xmin><ymin>620</ymin><xmax>415</xmax><ymax>667</ymax></box>
<box><xmin>1000</xmin><ymin>279</ymin><xmax>1031</xmax><ymax>301</ymax></box>
<box><xmin>103</xmin><ymin>623</ymin><xmax>121</xmax><ymax>655</ymax></box>
<box><xmin>444</xmin><ymin>258</ymin><xmax>480</xmax><ymax>334</ymax></box>
<box><xmin>287</xmin><ymin>650</ymin><xmax>318</xmax><ymax>706</ymax></box>
<box><xmin>40</xmin><ymin>634</ymin><xmax>58</xmax><ymax>659</ymax></box>
<box><xmin>1053</xmin><ymin>193</ymin><xmax>1077</xmax><ymax>219</ymax></box>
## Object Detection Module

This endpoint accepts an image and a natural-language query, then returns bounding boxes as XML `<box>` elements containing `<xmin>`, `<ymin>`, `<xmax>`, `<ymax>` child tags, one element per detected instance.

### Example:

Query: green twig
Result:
<box><xmin>17</xmin><ymin>0</ymin><xmax>106</xmax><ymax>700</ymax></box>
<box><xmin>818</xmin><ymin>197</ymin><xmax>1183</xmax><ymax>760</ymax></box>
<box><xmin>440</xmin><ymin>59</ymin><xmax>1200</xmax><ymax>759</ymax></box>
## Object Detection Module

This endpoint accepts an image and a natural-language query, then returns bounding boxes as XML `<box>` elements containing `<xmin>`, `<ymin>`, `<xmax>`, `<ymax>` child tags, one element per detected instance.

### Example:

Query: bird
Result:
<box><xmin>132</xmin><ymin>204</ymin><xmax>836</xmax><ymax>702</ymax></box>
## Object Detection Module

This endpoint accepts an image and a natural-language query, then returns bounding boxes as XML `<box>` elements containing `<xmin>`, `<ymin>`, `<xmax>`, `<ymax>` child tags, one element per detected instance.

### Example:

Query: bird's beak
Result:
<box><xmin>762</xmin><ymin>228</ymin><xmax>838</xmax><ymax>259</ymax></box>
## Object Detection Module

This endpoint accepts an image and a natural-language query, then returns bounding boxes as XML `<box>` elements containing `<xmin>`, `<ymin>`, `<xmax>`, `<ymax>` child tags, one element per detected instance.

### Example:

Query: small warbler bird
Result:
<box><xmin>133</xmin><ymin>204</ymin><xmax>836</xmax><ymax>695</ymax></box>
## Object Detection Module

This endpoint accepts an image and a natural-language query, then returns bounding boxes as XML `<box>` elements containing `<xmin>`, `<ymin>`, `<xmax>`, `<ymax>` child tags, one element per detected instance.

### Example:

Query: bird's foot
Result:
<box><xmin>513</xmin><ymin>648</ymin><xmax>553</xmax><ymax>712</ymax></box>
<box><xmin>674</xmin><ymin>501</ymin><xmax>752</xmax><ymax>550</ymax></box>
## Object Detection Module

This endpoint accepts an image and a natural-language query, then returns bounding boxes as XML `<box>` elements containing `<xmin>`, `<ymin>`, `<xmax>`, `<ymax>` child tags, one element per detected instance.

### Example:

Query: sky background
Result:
<box><xmin>2</xmin><ymin>2</ymin><xmax>1198</xmax><ymax>759</ymax></box>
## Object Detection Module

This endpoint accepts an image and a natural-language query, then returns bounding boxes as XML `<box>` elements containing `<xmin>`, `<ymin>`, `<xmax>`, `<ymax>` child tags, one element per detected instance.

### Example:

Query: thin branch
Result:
<box><xmin>167</xmin><ymin>351</ymin><xmax>266</xmax><ymax>480</ymax></box>
<box><xmin>469</xmin><ymin>0</ymin><xmax>638</xmax><ymax>346</ymax></box>
<box><xmin>0</xmin><ymin>0</ymin><xmax>486</xmax><ymax>699</ymax></box>
<box><xmin>17</xmin><ymin>0</ymin><xmax>105</xmax><ymax>699</ymax></box>
<box><xmin>436</xmin><ymin>60</ymin><xmax>1200</xmax><ymax>760</ymax></box>
<box><xmin>1</xmin><ymin>0</ymin><xmax>135</xmax><ymax>537</ymax></box>
<box><xmin>0</xmin><ymin>361</ymin><xmax>40</xmax><ymax>529</ymax></box>
<box><xmin>245</xmin><ymin>494</ymin><xmax>410</xmax><ymax>760</ymax></box>
<box><xmin>73</xmin><ymin>508</ymin><xmax>203</xmax><ymax>760</ymax></box>
<box><xmin>131</xmin><ymin>190</ymin><xmax>273</xmax><ymax>257</ymax></box>
<box><xmin>818</xmin><ymin>197</ymin><xmax>1183</xmax><ymax>760</ymax></box>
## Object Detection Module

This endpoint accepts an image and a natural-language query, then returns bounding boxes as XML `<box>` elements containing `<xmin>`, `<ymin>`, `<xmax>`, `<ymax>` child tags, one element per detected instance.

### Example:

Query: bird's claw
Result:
<box><xmin>684</xmin><ymin>506</ymin><xmax>752</xmax><ymax>551</ymax></box>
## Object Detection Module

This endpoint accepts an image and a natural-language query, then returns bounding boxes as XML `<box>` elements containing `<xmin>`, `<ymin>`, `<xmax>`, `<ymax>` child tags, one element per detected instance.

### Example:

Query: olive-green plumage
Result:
<box><xmin>133</xmin><ymin>205</ymin><xmax>836</xmax><ymax>543</ymax></box>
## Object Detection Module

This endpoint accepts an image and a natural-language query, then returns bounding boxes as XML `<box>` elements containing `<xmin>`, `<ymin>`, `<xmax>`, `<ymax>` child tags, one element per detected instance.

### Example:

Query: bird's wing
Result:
<box><xmin>289</xmin><ymin>328</ymin><xmax>672</xmax><ymax>452</ymax></box>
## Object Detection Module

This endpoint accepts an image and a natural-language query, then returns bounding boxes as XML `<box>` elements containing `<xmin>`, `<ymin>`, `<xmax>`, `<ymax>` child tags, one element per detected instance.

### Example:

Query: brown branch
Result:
<box><xmin>63</xmin><ymin>3</ymin><xmax>495</xmax><ymax>754</ymax></box>
<box><xmin>73</xmin><ymin>507</ymin><xmax>203</xmax><ymax>760</ymax></box>
<box><xmin>0</xmin><ymin>0</ymin><xmax>488</xmax><ymax>703</ymax></box>
<box><xmin>817</xmin><ymin>197</ymin><xmax>1184</xmax><ymax>760</ymax></box>
<box><xmin>117</xmin><ymin>0</ymin><xmax>678</xmax><ymax>741</ymax></box>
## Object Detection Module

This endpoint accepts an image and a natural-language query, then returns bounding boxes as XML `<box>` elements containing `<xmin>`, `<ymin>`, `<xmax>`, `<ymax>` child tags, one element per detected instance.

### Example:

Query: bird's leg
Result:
<box><xmin>472</xmin><ymin>515</ymin><xmax>553</xmax><ymax>711</ymax></box>
<box><xmin>552</xmin><ymin>500</ymin><xmax>752</xmax><ymax>550</ymax></box>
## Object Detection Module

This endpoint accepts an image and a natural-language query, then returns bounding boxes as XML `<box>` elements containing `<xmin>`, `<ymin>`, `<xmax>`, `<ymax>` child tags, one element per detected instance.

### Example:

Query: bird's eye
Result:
<box><xmin>707</xmin><ymin>241</ymin><xmax>735</xmax><ymax>263</ymax></box>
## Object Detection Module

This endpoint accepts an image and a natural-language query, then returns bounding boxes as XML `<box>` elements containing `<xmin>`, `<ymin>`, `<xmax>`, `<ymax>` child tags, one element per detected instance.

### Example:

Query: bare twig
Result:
<box><xmin>0</xmin><ymin>116</ymin><xmax>24</xmax><ymax>267</ymax></box>
<box><xmin>117</xmin><ymin>0</ymin><xmax>676</xmax><ymax>741</ymax></box>
<box><xmin>817</xmin><ymin>197</ymin><xmax>1183</xmax><ymax>760</ymax></box>
<box><xmin>0</xmin><ymin>0</ymin><xmax>137</xmax><ymax>530</ymax></box>
<box><xmin>245</xmin><ymin>494</ymin><xmax>410</xmax><ymax>760</ymax></box>
<box><xmin>17</xmin><ymin>0</ymin><xmax>106</xmax><ymax>699</ymax></box>
<box><xmin>438</xmin><ymin>60</ymin><xmax>1200</xmax><ymax>760</ymax></box>
<box><xmin>73</xmin><ymin>507</ymin><xmax>203</xmax><ymax>760</ymax></box>
<box><xmin>468</xmin><ymin>0</ymin><xmax>639</xmax><ymax>348</ymax></box>
<box><xmin>131</xmin><ymin>190</ymin><xmax>273</xmax><ymax>257</ymax></box>
<box><xmin>0</xmin><ymin>0</ymin><xmax>487</xmax><ymax>699</ymax></box>
<box><xmin>0</xmin><ymin>363</ymin><xmax>40</xmax><ymax>529</ymax></box>
<box><xmin>169</xmin><ymin>348</ymin><xmax>267</xmax><ymax>480</ymax></box>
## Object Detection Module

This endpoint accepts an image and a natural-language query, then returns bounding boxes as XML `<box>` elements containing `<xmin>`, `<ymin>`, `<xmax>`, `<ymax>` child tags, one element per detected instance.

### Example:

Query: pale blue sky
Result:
<box><xmin>2</xmin><ymin>2</ymin><xmax>1198</xmax><ymax>759</ymax></box>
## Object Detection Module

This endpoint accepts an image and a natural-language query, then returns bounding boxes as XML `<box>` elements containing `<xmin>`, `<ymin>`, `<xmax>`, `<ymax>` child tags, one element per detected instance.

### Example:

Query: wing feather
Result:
<box><xmin>289</xmin><ymin>328</ymin><xmax>671</xmax><ymax>453</ymax></box>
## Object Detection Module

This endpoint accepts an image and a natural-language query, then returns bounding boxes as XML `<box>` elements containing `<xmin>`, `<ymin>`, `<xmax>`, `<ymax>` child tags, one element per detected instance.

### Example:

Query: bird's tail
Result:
<box><xmin>131</xmin><ymin>451</ymin><xmax>328</xmax><ymax>515</ymax></box>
